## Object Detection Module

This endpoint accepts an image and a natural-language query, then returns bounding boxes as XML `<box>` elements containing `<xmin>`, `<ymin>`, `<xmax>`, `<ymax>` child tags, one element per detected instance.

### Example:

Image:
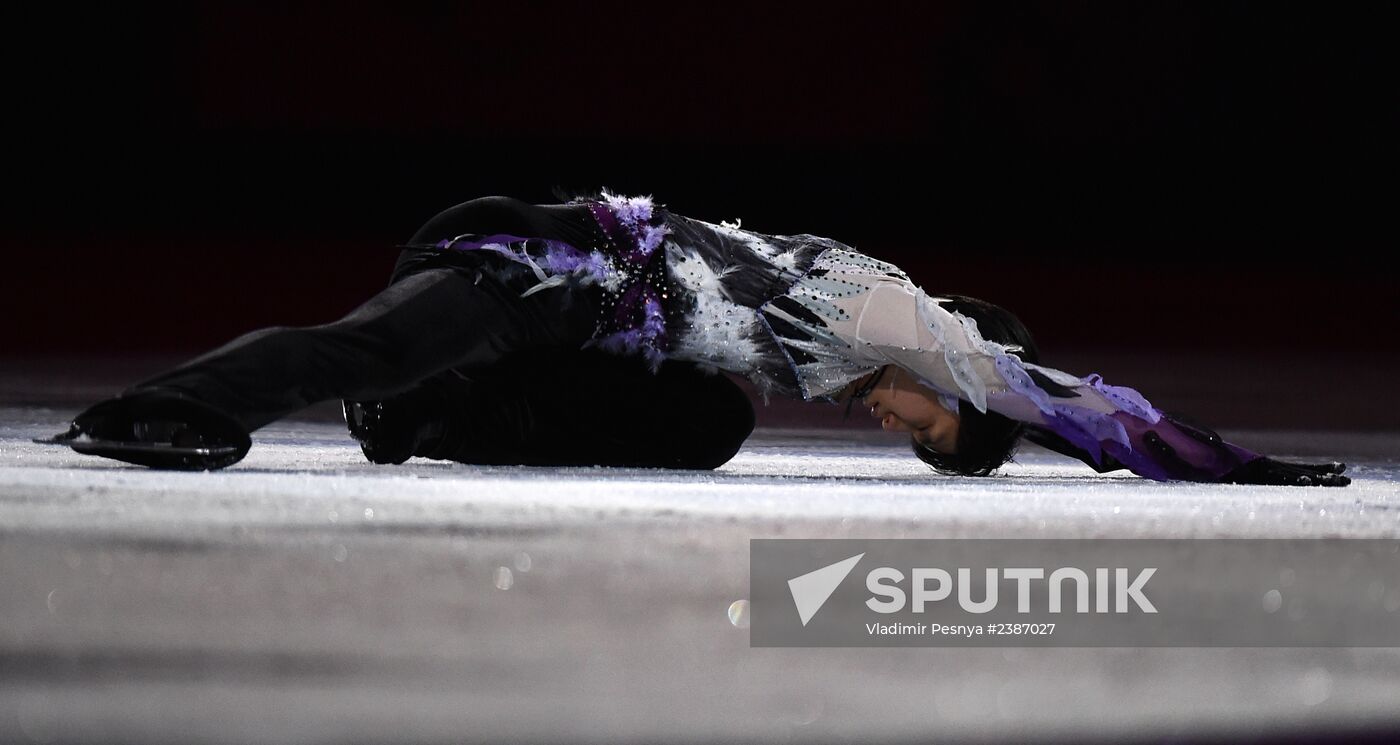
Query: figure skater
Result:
<box><xmin>39</xmin><ymin>191</ymin><xmax>1350</xmax><ymax>486</ymax></box>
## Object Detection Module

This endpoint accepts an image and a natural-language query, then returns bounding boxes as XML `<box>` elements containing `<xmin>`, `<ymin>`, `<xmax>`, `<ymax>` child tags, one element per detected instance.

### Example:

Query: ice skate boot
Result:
<box><xmin>34</xmin><ymin>389</ymin><xmax>251</xmax><ymax>471</ymax></box>
<box><xmin>343</xmin><ymin>382</ymin><xmax>449</xmax><ymax>466</ymax></box>
<box><xmin>343</xmin><ymin>398</ymin><xmax>417</xmax><ymax>465</ymax></box>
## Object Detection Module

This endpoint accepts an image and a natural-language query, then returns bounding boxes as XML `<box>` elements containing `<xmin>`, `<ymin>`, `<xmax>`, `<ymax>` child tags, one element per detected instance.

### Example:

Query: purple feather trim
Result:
<box><xmin>639</xmin><ymin>223</ymin><xmax>669</xmax><ymax>256</ymax></box>
<box><xmin>1084</xmin><ymin>373</ymin><xmax>1162</xmax><ymax>424</ymax></box>
<box><xmin>601</xmin><ymin>190</ymin><xmax>655</xmax><ymax>230</ymax></box>
<box><xmin>579</xmin><ymin>252</ymin><xmax>616</xmax><ymax>284</ymax></box>
<box><xmin>592</xmin><ymin>328</ymin><xmax>644</xmax><ymax>354</ymax></box>
<box><xmin>538</xmin><ymin>241</ymin><xmax>587</xmax><ymax>273</ymax></box>
<box><xmin>569</xmin><ymin>192</ymin><xmax>678</xmax><ymax>373</ymax></box>
<box><xmin>437</xmin><ymin>232</ymin><xmax>532</xmax><ymax>252</ymax></box>
<box><xmin>995</xmin><ymin>354</ymin><xmax>1056</xmax><ymax>416</ymax></box>
<box><xmin>641</xmin><ymin>294</ymin><xmax>667</xmax><ymax>339</ymax></box>
<box><xmin>438</xmin><ymin>232</ymin><xmax>618</xmax><ymax>289</ymax></box>
<box><xmin>590</xmin><ymin>329</ymin><xmax>667</xmax><ymax>373</ymax></box>
<box><xmin>1044</xmin><ymin>404</ymin><xmax>1132</xmax><ymax>465</ymax></box>
<box><xmin>591</xmin><ymin>192</ymin><xmax>672</xmax><ymax>263</ymax></box>
<box><xmin>588</xmin><ymin>287</ymin><xmax>670</xmax><ymax>373</ymax></box>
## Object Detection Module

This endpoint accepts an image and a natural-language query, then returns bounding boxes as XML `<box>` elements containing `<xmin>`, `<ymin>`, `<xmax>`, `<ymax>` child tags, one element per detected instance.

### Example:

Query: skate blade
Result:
<box><xmin>33</xmin><ymin>432</ymin><xmax>79</xmax><ymax>445</ymax></box>
<box><xmin>67</xmin><ymin>439</ymin><xmax>241</xmax><ymax>458</ymax></box>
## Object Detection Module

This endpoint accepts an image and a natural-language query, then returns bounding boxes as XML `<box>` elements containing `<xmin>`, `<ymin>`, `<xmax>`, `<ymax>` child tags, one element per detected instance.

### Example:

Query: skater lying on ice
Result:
<box><xmin>40</xmin><ymin>190</ymin><xmax>1349</xmax><ymax>486</ymax></box>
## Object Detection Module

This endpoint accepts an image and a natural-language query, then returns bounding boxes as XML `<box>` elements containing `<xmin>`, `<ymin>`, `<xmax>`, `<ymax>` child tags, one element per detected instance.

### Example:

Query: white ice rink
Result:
<box><xmin>2</xmin><ymin>406</ymin><xmax>1399</xmax><ymax>744</ymax></box>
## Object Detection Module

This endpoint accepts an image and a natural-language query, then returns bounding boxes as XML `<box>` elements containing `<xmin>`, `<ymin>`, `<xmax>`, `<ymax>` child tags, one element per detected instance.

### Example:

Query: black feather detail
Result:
<box><xmin>785</xmin><ymin>345</ymin><xmax>820</xmax><ymax>366</ymax></box>
<box><xmin>770</xmin><ymin>296</ymin><xmax>829</xmax><ymax>329</ymax></box>
<box><xmin>763</xmin><ymin>312</ymin><xmax>814</xmax><ymax>343</ymax></box>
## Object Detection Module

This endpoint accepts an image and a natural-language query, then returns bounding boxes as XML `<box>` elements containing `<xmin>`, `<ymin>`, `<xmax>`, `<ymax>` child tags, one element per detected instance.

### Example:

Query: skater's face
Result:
<box><xmin>858</xmin><ymin>366</ymin><xmax>960</xmax><ymax>454</ymax></box>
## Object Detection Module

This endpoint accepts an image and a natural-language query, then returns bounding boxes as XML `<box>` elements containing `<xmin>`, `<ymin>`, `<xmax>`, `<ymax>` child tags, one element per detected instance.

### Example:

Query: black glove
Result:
<box><xmin>1221</xmin><ymin>457</ymin><xmax>1351</xmax><ymax>487</ymax></box>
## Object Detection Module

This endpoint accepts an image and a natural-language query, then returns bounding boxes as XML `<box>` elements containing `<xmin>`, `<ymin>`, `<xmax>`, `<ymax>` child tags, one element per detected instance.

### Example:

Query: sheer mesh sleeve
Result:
<box><xmin>815</xmin><ymin>268</ymin><xmax>1267</xmax><ymax>482</ymax></box>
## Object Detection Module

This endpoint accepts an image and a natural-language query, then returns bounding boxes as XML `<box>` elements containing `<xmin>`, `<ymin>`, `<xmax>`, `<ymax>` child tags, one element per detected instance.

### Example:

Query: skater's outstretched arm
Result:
<box><xmin>818</xmin><ymin>273</ymin><xmax>1349</xmax><ymax>486</ymax></box>
<box><xmin>1018</xmin><ymin>415</ymin><xmax>1349</xmax><ymax>486</ymax></box>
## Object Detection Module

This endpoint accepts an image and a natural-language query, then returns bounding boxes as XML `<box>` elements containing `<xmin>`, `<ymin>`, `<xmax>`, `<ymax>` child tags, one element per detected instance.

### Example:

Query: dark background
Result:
<box><xmin>3</xmin><ymin>3</ymin><xmax>1395</xmax><ymax>372</ymax></box>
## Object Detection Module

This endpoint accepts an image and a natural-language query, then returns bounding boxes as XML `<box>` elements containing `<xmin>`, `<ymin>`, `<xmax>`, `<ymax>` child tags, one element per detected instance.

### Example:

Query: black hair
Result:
<box><xmin>911</xmin><ymin>294</ymin><xmax>1040</xmax><ymax>477</ymax></box>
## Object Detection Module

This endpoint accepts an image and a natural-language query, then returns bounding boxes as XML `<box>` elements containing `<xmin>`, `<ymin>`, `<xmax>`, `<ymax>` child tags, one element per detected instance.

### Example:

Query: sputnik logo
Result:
<box><xmin>787</xmin><ymin>553</ymin><xmax>864</xmax><ymax>626</ymax></box>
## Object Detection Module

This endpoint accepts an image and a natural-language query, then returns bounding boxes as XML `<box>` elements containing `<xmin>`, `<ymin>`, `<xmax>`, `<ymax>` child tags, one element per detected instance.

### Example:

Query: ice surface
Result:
<box><xmin>2</xmin><ymin>406</ymin><xmax>1399</xmax><ymax>743</ymax></box>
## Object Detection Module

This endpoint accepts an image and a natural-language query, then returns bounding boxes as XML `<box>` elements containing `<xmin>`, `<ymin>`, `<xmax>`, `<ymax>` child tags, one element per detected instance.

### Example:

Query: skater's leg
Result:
<box><xmin>49</xmin><ymin>194</ymin><xmax>606</xmax><ymax>470</ymax></box>
<box><xmin>122</xmin><ymin>265</ymin><xmax>599</xmax><ymax>432</ymax></box>
<box><xmin>358</xmin><ymin>347</ymin><xmax>756</xmax><ymax>469</ymax></box>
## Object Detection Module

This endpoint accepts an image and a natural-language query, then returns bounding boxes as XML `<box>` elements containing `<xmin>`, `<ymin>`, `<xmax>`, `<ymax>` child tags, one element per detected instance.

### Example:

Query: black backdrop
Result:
<box><xmin>4</xmin><ymin>2</ymin><xmax>1394</xmax><ymax>358</ymax></box>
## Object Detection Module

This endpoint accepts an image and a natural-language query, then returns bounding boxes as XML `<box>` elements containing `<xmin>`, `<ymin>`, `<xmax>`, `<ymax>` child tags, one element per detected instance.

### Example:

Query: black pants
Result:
<box><xmin>123</xmin><ymin>197</ymin><xmax>755</xmax><ymax>469</ymax></box>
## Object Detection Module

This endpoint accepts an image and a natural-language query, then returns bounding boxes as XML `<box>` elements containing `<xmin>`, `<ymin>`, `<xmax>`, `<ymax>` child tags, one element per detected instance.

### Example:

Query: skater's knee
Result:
<box><xmin>668</xmin><ymin>423</ymin><xmax>749</xmax><ymax>469</ymax></box>
<box><xmin>669</xmin><ymin>374</ymin><xmax>754</xmax><ymax>469</ymax></box>
<box><xmin>710</xmin><ymin>378</ymin><xmax>757</xmax><ymax>444</ymax></box>
<box><xmin>679</xmin><ymin>368</ymin><xmax>756</xmax><ymax>435</ymax></box>
<box><xmin>673</xmin><ymin>437</ymin><xmax>746</xmax><ymax>470</ymax></box>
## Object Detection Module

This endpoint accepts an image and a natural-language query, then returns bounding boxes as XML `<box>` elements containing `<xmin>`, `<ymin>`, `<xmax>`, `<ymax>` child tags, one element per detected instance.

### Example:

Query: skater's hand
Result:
<box><xmin>1221</xmin><ymin>457</ymin><xmax>1351</xmax><ymax>487</ymax></box>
